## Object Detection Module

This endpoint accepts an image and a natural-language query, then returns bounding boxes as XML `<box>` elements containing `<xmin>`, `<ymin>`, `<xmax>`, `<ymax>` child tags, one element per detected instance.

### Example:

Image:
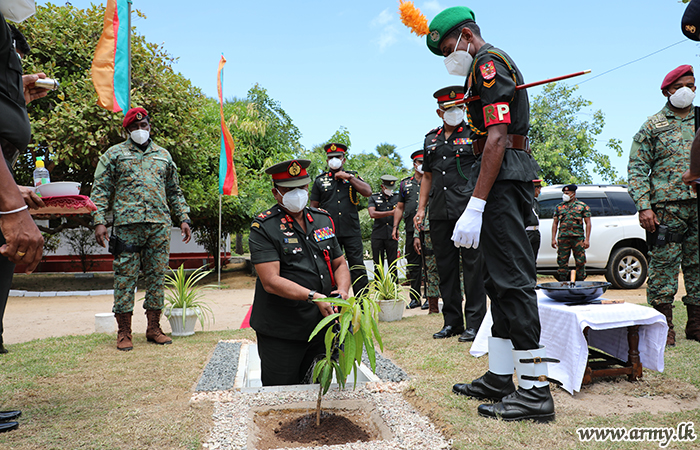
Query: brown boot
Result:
<box><xmin>428</xmin><ymin>297</ymin><xmax>440</xmax><ymax>314</ymax></box>
<box><xmin>146</xmin><ymin>310</ymin><xmax>172</xmax><ymax>345</ymax></box>
<box><xmin>115</xmin><ymin>312</ymin><xmax>133</xmax><ymax>351</ymax></box>
<box><xmin>685</xmin><ymin>304</ymin><xmax>700</xmax><ymax>342</ymax></box>
<box><xmin>654</xmin><ymin>303</ymin><xmax>675</xmax><ymax>346</ymax></box>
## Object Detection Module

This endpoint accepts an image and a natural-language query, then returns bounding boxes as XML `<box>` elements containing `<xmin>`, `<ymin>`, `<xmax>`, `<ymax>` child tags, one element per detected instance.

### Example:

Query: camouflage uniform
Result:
<box><xmin>91</xmin><ymin>139</ymin><xmax>190</xmax><ymax>314</ymax></box>
<box><xmin>421</xmin><ymin>207</ymin><xmax>441</xmax><ymax>298</ymax></box>
<box><xmin>628</xmin><ymin>105</ymin><xmax>699</xmax><ymax>307</ymax></box>
<box><xmin>554</xmin><ymin>200</ymin><xmax>591</xmax><ymax>281</ymax></box>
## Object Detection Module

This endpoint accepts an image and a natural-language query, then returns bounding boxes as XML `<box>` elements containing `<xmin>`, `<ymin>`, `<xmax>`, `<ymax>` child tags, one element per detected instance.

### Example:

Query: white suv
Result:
<box><xmin>536</xmin><ymin>185</ymin><xmax>648</xmax><ymax>289</ymax></box>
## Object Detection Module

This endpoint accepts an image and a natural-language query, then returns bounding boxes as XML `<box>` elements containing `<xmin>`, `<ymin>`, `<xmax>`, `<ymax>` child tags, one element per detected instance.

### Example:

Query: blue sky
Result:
<box><xmin>40</xmin><ymin>1</ymin><xmax>699</xmax><ymax>181</ymax></box>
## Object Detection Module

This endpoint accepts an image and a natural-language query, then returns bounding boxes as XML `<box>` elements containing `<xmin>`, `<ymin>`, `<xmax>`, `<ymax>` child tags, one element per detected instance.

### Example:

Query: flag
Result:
<box><xmin>91</xmin><ymin>0</ymin><xmax>130</xmax><ymax>113</ymax></box>
<box><xmin>218</xmin><ymin>55</ymin><xmax>238</xmax><ymax>196</ymax></box>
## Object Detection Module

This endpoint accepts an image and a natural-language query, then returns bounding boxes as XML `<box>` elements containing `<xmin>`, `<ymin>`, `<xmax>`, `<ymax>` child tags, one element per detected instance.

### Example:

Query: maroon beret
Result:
<box><xmin>122</xmin><ymin>107</ymin><xmax>148</xmax><ymax>128</ymax></box>
<box><xmin>661</xmin><ymin>65</ymin><xmax>694</xmax><ymax>90</ymax></box>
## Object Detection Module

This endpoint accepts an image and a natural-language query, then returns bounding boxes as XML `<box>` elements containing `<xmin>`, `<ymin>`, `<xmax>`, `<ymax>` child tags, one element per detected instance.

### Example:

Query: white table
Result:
<box><xmin>470</xmin><ymin>291</ymin><xmax>668</xmax><ymax>394</ymax></box>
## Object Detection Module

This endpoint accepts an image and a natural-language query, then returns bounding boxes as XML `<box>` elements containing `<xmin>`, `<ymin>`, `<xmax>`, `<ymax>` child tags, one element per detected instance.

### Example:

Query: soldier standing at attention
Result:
<box><xmin>310</xmin><ymin>143</ymin><xmax>372</xmax><ymax>296</ymax></box>
<box><xmin>92</xmin><ymin>107</ymin><xmax>192</xmax><ymax>351</ymax></box>
<box><xmin>629</xmin><ymin>65</ymin><xmax>700</xmax><ymax>346</ymax></box>
<box><xmin>368</xmin><ymin>175</ymin><xmax>399</xmax><ymax>282</ymax></box>
<box><xmin>414</xmin><ymin>85</ymin><xmax>487</xmax><ymax>342</ymax></box>
<box><xmin>551</xmin><ymin>184</ymin><xmax>591</xmax><ymax>282</ymax></box>
<box><xmin>526</xmin><ymin>179</ymin><xmax>543</xmax><ymax>261</ymax></box>
<box><xmin>249</xmin><ymin>159</ymin><xmax>351</xmax><ymax>386</ymax></box>
<box><xmin>393</xmin><ymin>150</ymin><xmax>426</xmax><ymax>309</ymax></box>
<box><xmin>427</xmin><ymin>6</ymin><xmax>558</xmax><ymax>422</ymax></box>
<box><xmin>413</xmin><ymin>204</ymin><xmax>442</xmax><ymax>314</ymax></box>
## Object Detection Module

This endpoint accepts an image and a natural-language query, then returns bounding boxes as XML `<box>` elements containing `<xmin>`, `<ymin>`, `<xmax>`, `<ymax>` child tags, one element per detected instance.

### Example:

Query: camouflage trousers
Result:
<box><xmin>422</xmin><ymin>230</ymin><xmax>441</xmax><ymax>298</ymax></box>
<box><xmin>648</xmin><ymin>200</ymin><xmax>700</xmax><ymax>306</ymax></box>
<box><xmin>112</xmin><ymin>223</ymin><xmax>171</xmax><ymax>314</ymax></box>
<box><xmin>557</xmin><ymin>237</ymin><xmax>586</xmax><ymax>281</ymax></box>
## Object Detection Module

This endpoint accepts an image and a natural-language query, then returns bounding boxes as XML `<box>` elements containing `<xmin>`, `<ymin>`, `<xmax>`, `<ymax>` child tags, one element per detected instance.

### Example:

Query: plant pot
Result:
<box><xmin>377</xmin><ymin>299</ymin><xmax>404</xmax><ymax>322</ymax></box>
<box><xmin>165</xmin><ymin>307</ymin><xmax>200</xmax><ymax>337</ymax></box>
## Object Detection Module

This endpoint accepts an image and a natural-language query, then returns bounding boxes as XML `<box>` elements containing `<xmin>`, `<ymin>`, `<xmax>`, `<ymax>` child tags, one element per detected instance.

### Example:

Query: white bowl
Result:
<box><xmin>36</xmin><ymin>181</ymin><xmax>81</xmax><ymax>197</ymax></box>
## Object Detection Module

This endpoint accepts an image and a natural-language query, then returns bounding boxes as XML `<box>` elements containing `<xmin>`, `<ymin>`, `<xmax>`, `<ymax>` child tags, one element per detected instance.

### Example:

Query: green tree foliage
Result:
<box><xmin>529</xmin><ymin>83</ymin><xmax>622</xmax><ymax>184</ymax></box>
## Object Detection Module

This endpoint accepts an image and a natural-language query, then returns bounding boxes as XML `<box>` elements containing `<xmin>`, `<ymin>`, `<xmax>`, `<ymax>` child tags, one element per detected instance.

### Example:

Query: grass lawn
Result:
<box><xmin>1</xmin><ymin>305</ymin><xmax>700</xmax><ymax>449</ymax></box>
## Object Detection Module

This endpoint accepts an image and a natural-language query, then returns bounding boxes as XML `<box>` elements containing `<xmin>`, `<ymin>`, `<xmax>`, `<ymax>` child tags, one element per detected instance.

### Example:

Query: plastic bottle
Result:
<box><xmin>33</xmin><ymin>157</ymin><xmax>50</xmax><ymax>187</ymax></box>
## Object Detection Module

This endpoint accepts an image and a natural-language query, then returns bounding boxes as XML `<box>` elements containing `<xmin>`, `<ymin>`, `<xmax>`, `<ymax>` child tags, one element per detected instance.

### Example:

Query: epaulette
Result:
<box><xmin>315</xmin><ymin>172</ymin><xmax>329</xmax><ymax>179</ymax></box>
<box><xmin>308</xmin><ymin>206</ymin><xmax>331</xmax><ymax>217</ymax></box>
<box><xmin>254</xmin><ymin>206</ymin><xmax>283</xmax><ymax>222</ymax></box>
<box><xmin>425</xmin><ymin>126</ymin><xmax>442</xmax><ymax>136</ymax></box>
<box><xmin>401</xmin><ymin>175</ymin><xmax>412</xmax><ymax>182</ymax></box>
<box><xmin>648</xmin><ymin>113</ymin><xmax>670</xmax><ymax>128</ymax></box>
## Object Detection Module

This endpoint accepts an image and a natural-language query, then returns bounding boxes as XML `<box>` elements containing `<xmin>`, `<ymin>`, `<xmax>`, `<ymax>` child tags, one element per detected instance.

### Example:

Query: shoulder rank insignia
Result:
<box><xmin>480</xmin><ymin>61</ymin><xmax>496</xmax><ymax>80</ymax></box>
<box><xmin>251</xmin><ymin>222</ymin><xmax>260</xmax><ymax>228</ymax></box>
<box><xmin>314</xmin><ymin>226</ymin><xmax>335</xmax><ymax>242</ymax></box>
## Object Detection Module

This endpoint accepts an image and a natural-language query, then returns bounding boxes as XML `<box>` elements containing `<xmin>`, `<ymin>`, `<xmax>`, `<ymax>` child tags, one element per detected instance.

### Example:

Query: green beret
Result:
<box><xmin>427</xmin><ymin>6</ymin><xmax>476</xmax><ymax>56</ymax></box>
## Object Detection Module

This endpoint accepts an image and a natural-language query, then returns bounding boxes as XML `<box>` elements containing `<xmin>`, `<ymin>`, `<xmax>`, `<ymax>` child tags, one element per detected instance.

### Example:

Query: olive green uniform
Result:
<box><xmin>368</xmin><ymin>190</ymin><xmax>399</xmax><ymax>279</ymax></box>
<box><xmin>249</xmin><ymin>205</ymin><xmax>343</xmax><ymax>386</ymax></box>
<box><xmin>398</xmin><ymin>175</ymin><xmax>423</xmax><ymax>303</ymax></box>
<box><xmin>310</xmin><ymin>171</ymin><xmax>368</xmax><ymax>295</ymax></box>
<box><xmin>628</xmin><ymin>105</ymin><xmax>700</xmax><ymax>307</ymax></box>
<box><xmin>554</xmin><ymin>200</ymin><xmax>590</xmax><ymax>281</ymax></box>
<box><xmin>424</xmin><ymin>122</ymin><xmax>486</xmax><ymax>332</ymax></box>
<box><xmin>421</xmin><ymin>206</ymin><xmax>441</xmax><ymax>298</ymax></box>
<box><xmin>91</xmin><ymin>139</ymin><xmax>190</xmax><ymax>314</ymax></box>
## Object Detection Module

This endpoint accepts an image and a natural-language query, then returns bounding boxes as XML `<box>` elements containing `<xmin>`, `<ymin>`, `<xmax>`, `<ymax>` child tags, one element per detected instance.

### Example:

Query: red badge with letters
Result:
<box><xmin>480</xmin><ymin>61</ymin><xmax>496</xmax><ymax>80</ymax></box>
<box><xmin>483</xmin><ymin>102</ymin><xmax>511</xmax><ymax>127</ymax></box>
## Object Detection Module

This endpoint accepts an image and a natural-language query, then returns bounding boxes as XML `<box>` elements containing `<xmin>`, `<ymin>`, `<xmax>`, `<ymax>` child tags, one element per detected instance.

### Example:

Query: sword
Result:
<box><xmin>441</xmin><ymin>70</ymin><xmax>591</xmax><ymax>109</ymax></box>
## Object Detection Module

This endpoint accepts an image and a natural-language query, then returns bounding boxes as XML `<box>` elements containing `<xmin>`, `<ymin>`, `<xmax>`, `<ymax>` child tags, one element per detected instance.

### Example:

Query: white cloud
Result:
<box><xmin>377</xmin><ymin>25</ymin><xmax>399</xmax><ymax>51</ymax></box>
<box><xmin>423</xmin><ymin>1</ymin><xmax>443</xmax><ymax>15</ymax></box>
<box><xmin>372</xmin><ymin>8</ymin><xmax>394</xmax><ymax>27</ymax></box>
<box><xmin>372</xmin><ymin>8</ymin><xmax>399</xmax><ymax>52</ymax></box>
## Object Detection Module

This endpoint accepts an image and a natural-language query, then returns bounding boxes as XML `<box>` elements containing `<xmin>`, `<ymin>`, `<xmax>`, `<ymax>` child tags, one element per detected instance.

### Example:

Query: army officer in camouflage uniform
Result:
<box><xmin>92</xmin><ymin>107</ymin><xmax>191</xmax><ymax>352</ymax></box>
<box><xmin>249</xmin><ymin>159</ymin><xmax>351</xmax><ymax>386</ymax></box>
<box><xmin>551</xmin><ymin>184</ymin><xmax>591</xmax><ymax>281</ymax></box>
<box><xmin>629</xmin><ymin>65</ymin><xmax>700</xmax><ymax>346</ymax></box>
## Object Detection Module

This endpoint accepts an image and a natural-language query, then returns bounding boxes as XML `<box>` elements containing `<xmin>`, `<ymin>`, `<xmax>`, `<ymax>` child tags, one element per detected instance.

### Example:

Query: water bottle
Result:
<box><xmin>33</xmin><ymin>157</ymin><xmax>50</xmax><ymax>187</ymax></box>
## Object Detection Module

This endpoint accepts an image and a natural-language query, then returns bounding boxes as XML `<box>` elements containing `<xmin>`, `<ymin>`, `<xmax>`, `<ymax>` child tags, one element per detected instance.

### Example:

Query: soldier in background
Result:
<box><xmin>368</xmin><ymin>175</ymin><xmax>399</xmax><ymax>282</ymax></box>
<box><xmin>414</xmin><ymin>204</ymin><xmax>441</xmax><ymax>314</ymax></box>
<box><xmin>92</xmin><ymin>107</ymin><xmax>192</xmax><ymax>352</ymax></box>
<box><xmin>629</xmin><ymin>65</ymin><xmax>700</xmax><ymax>346</ymax></box>
<box><xmin>393</xmin><ymin>150</ymin><xmax>425</xmax><ymax>309</ymax></box>
<box><xmin>551</xmin><ymin>184</ymin><xmax>591</xmax><ymax>281</ymax></box>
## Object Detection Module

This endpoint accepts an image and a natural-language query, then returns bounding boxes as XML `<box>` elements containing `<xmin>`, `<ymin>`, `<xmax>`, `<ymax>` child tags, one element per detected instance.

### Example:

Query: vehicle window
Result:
<box><xmin>538</xmin><ymin>199</ymin><xmax>559</xmax><ymax>219</ymax></box>
<box><xmin>606</xmin><ymin>191</ymin><xmax>638</xmax><ymax>216</ymax></box>
<box><xmin>577</xmin><ymin>197</ymin><xmax>612</xmax><ymax>217</ymax></box>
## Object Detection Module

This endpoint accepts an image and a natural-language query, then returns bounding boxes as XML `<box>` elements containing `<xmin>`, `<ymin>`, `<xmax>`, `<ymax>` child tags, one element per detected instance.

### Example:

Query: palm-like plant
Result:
<box><xmin>163</xmin><ymin>265</ymin><xmax>215</xmax><ymax>330</ymax></box>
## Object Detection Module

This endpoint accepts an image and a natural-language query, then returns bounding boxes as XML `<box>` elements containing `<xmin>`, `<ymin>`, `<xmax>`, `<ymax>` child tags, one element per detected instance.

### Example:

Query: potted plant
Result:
<box><xmin>163</xmin><ymin>265</ymin><xmax>214</xmax><ymax>336</ymax></box>
<box><xmin>362</xmin><ymin>259</ymin><xmax>411</xmax><ymax>322</ymax></box>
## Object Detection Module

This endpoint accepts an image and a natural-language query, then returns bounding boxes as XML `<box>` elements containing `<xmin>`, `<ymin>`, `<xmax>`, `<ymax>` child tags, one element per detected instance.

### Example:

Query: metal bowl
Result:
<box><xmin>536</xmin><ymin>281</ymin><xmax>612</xmax><ymax>303</ymax></box>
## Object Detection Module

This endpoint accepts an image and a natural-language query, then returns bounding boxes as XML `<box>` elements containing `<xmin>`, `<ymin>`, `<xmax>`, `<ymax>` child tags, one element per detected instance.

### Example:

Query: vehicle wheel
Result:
<box><xmin>605</xmin><ymin>247</ymin><xmax>648</xmax><ymax>289</ymax></box>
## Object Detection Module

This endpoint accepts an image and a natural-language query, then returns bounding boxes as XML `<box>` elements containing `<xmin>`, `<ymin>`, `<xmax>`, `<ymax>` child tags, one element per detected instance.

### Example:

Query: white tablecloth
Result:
<box><xmin>470</xmin><ymin>291</ymin><xmax>668</xmax><ymax>394</ymax></box>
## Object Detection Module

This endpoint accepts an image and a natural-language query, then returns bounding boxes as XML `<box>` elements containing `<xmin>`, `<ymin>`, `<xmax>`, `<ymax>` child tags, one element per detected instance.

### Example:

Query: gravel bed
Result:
<box><xmin>196</xmin><ymin>341</ymin><xmax>242</xmax><ymax>391</ymax></box>
<box><xmin>362</xmin><ymin>350</ymin><xmax>410</xmax><ymax>383</ymax></box>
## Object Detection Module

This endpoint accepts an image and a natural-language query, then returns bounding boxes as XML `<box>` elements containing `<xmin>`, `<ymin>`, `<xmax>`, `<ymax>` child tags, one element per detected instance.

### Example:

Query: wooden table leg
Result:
<box><xmin>627</xmin><ymin>325</ymin><xmax>642</xmax><ymax>381</ymax></box>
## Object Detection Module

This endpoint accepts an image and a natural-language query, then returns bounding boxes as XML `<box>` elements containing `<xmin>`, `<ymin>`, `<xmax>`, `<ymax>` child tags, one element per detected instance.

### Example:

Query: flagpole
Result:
<box><xmin>218</xmin><ymin>194</ymin><xmax>222</xmax><ymax>286</ymax></box>
<box><xmin>126</xmin><ymin>0</ymin><xmax>132</xmax><ymax>110</ymax></box>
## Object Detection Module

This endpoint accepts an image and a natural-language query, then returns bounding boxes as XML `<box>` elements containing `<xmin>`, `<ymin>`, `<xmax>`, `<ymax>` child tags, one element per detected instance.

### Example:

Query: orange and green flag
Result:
<box><xmin>91</xmin><ymin>0</ymin><xmax>130</xmax><ymax>113</ymax></box>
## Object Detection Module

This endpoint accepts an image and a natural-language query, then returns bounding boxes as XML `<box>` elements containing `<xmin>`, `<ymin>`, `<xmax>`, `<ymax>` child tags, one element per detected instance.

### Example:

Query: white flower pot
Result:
<box><xmin>166</xmin><ymin>307</ymin><xmax>200</xmax><ymax>337</ymax></box>
<box><xmin>377</xmin><ymin>299</ymin><xmax>405</xmax><ymax>322</ymax></box>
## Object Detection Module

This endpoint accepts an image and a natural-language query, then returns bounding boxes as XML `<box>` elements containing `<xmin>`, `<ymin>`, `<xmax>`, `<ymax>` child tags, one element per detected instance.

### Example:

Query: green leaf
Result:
<box><xmin>324</xmin><ymin>327</ymin><xmax>334</xmax><ymax>360</ymax></box>
<box><xmin>308</xmin><ymin>313</ymin><xmax>340</xmax><ymax>341</ymax></box>
<box><xmin>343</xmin><ymin>332</ymin><xmax>356</xmax><ymax>376</ymax></box>
<box><xmin>312</xmin><ymin>359</ymin><xmax>326</xmax><ymax>383</ymax></box>
<box><xmin>362</xmin><ymin>329</ymin><xmax>376</xmax><ymax>372</ymax></box>
<box><xmin>371</xmin><ymin>316</ymin><xmax>383</xmax><ymax>352</ymax></box>
<box><xmin>354</xmin><ymin>329</ymin><xmax>364</xmax><ymax>361</ymax></box>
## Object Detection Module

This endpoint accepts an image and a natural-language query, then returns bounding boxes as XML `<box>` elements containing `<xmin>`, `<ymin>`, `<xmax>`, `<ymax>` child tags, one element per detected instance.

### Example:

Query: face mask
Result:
<box><xmin>416</xmin><ymin>164</ymin><xmax>424</xmax><ymax>174</ymax></box>
<box><xmin>444</xmin><ymin>34</ymin><xmax>472</xmax><ymax>77</ymax></box>
<box><xmin>1</xmin><ymin>0</ymin><xmax>36</xmax><ymax>23</ymax></box>
<box><xmin>277</xmin><ymin>188</ymin><xmax>308</xmax><ymax>213</ymax></box>
<box><xmin>443</xmin><ymin>107</ymin><xmax>465</xmax><ymax>126</ymax></box>
<box><xmin>130</xmin><ymin>129</ymin><xmax>150</xmax><ymax>145</ymax></box>
<box><xmin>669</xmin><ymin>86</ymin><xmax>696</xmax><ymax>109</ymax></box>
<box><xmin>562</xmin><ymin>194</ymin><xmax>571</xmax><ymax>202</ymax></box>
<box><xmin>328</xmin><ymin>157</ymin><xmax>343</xmax><ymax>170</ymax></box>
<box><xmin>382</xmin><ymin>187</ymin><xmax>393</xmax><ymax>196</ymax></box>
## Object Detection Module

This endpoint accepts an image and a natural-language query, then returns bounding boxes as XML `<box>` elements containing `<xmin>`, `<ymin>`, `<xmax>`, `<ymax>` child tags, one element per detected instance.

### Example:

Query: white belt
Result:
<box><xmin>526</xmin><ymin>226</ymin><xmax>539</xmax><ymax>231</ymax></box>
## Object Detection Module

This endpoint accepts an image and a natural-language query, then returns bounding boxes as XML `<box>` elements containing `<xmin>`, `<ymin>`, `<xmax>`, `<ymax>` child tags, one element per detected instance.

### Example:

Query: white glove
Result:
<box><xmin>452</xmin><ymin>197</ymin><xmax>486</xmax><ymax>248</ymax></box>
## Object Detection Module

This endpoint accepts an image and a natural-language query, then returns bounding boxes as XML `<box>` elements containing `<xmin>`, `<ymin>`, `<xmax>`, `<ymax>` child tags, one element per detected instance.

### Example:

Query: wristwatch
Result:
<box><xmin>307</xmin><ymin>290</ymin><xmax>317</xmax><ymax>303</ymax></box>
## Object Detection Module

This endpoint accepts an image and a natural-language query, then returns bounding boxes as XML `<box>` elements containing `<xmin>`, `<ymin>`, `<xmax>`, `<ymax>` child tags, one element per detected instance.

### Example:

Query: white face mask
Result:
<box><xmin>130</xmin><ymin>129</ymin><xmax>150</xmax><ymax>145</ymax></box>
<box><xmin>328</xmin><ymin>157</ymin><xmax>343</xmax><ymax>170</ymax></box>
<box><xmin>444</xmin><ymin>34</ymin><xmax>472</xmax><ymax>77</ymax></box>
<box><xmin>669</xmin><ymin>86</ymin><xmax>696</xmax><ymax>109</ymax></box>
<box><xmin>562</xmin><ymin>194</ymin><xmax>571</xmax><ymax>202</ymax></box>
<box><xmin>1</xmin><ymin>0</ymin><xmax>36</xmax><ymax>23</ymax></box>
<box><xmin>443</xmin><ymin>107</ymin><xmax>465</xmax><ymax>126</ymax></box>
<box><xmin>277</xmin><ymin>188</ymin><xmax>308</xmax><ymax>213</ymax></box>
<box><xmin>382</xmin><ymin>187</ymin><xmax>393</xmax><ymax>196</ymax></box>
<box><xmin>416</xmin><ymin>163</ymin><xmax>424</xmax><ymax>174</ymax></box>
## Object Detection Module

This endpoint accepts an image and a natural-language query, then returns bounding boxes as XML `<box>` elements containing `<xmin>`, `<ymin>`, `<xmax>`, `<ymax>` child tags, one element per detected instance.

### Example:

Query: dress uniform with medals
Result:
<box><xmin>426</xmin><ymin>6</ymin><xmax>557</xmax><ymax>423</ymax></box>
<box><xmin>422</xmin><ymin>86</ymin><xmax>486</xmax><ymax>342</ymax></box>
<box><xmin>310</xmin><ymin>143</ymin><xmax>370</xmax><ymax>295</ymax></box>
<box><xmin>368</xmin><ymin>175</ymin><xmax>399</xmax><ymax>281</ymax></box>
<box><xmin>249</xmin><ymin>159</ymin><xmax>350</xmax><ymax>386</ymax></box>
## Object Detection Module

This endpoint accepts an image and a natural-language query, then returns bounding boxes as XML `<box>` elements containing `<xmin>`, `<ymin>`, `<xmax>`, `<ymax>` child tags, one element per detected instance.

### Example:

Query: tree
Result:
<box><xmin>529</xmin><ymin>82</ymin><xmax>623</xmax><ymax>185</ymax></box>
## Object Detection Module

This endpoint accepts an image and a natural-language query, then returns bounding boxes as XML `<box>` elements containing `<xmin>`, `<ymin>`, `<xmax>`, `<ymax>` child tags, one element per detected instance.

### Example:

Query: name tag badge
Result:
<box><xmin>284</xmin><ymin>237</ymin><xmax>299</xmax><ymax>244</ymax></box>
<box><xmin>314</xmin><ymin>226</ymin><xmax>335</xmax><ymax>242</ymax></box>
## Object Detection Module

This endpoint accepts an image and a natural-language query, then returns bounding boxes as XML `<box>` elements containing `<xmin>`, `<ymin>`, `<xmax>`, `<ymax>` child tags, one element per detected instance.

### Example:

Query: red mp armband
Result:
<box><xmin>483</xmin><ymin>103</ymin><xmax>511</xmax><ymax>127</ymax></box>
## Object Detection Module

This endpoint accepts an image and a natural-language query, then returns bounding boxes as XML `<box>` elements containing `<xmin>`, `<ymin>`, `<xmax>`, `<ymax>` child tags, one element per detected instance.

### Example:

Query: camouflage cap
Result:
<box><xmin>265</xmin><ymin>159</ymin><xmax>312</xmax><ymax>188</ymax></box>
<box><xmin>426</xmin><ymin>6</ymin><xmax>476</xmax><ymax>56</ymax></box>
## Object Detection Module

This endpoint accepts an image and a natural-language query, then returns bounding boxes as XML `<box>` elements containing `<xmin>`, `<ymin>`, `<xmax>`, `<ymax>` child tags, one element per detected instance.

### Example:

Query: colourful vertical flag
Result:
<box><xmin>218</xmin><ymin>55</ymin><xmax>238</xmax><ymax>196</ymax></box>
<box><xmin>91</xmin><ymin>0</ymin><xmax>130</xmax><ymax>113</ymax></box>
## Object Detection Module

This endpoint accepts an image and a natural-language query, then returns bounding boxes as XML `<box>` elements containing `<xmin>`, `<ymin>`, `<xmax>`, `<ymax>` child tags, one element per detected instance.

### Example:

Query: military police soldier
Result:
<box><xmin>310</xmin><ymin>143</ymin><xmax>371</xmax><ymax>295</ymax></box>
<box><xmin>414</xmin><ymin>85</ymin><xmax>487</xmax><ymax>342</ymax></box>
<box><xmin>368</xmin><ymin>175</ymin><xmax>399</xmax><ymax>282</ymax></box>
<box><xmin>551</xmin><ymin>184</ymin><xmax>591</xmax><ymax>281</ymax></box>
<box><xmin>393</xmin><ymin>150</ymin><xmax>426</xmax><ymax>309</ymax></box>
<box><xmin>249</xmin><ymin>159</ymin><xmax>351</xmax><ymax>386</ymax></box>
<box><xmin>92</xmin><ymin>107</ymin><xmax>192</xmax><ymax>351</ymax></box>
<box><xmin>527</xmin><ymin>179</ymin><xmax>543</xmax><ymax>261</ymax></box>
<box><xmin>629</xmin><ymin>65</ymin><xmax>700</xmax><ymax>346</ymax></box>
<box><xmin>427</xmin><ymin>6</ymin><xmax>557</xmax><ymax>422</ymax></box>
